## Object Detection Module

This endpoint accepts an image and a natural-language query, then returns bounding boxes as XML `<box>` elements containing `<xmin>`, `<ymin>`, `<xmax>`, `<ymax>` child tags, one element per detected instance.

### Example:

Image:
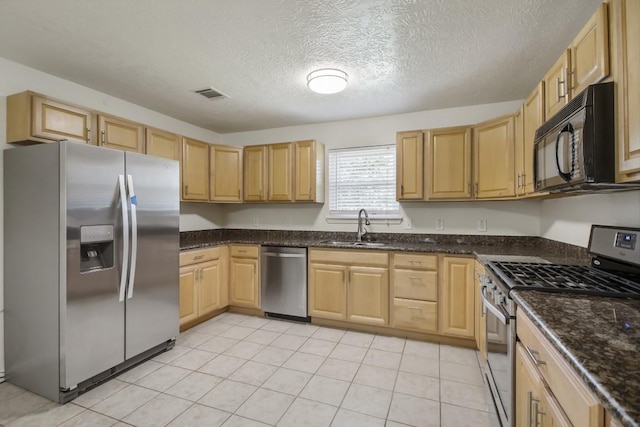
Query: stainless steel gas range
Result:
<box><xmin>480</xmin><ymin>225</ymin><xmax>640</xmax><ymax>427</ymax></box>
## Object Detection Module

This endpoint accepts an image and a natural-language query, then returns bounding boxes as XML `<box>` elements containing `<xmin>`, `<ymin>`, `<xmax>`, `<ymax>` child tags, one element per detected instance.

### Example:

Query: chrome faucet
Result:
<box><xmin>357</xmin><ymin>208</ymin><xmax>370</xmax><ymax>241</ymax></box>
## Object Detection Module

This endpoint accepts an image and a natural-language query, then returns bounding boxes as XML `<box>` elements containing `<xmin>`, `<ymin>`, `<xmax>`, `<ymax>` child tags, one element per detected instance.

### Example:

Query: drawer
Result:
<box><xmin>517</xmin><ymin>311</ymin><xmax>604</xmax><ymax>427</ymax></box>
<box><xmin>180</xmin><ymin>247</ymin><xmax>221</xmax><ymax>266</ymax></box>
<box><xmin>230</xmin><ymin>245</ymin><xmax>259</xmax><ymax>258</ymax></box>
<box><xmin>393</xmin><ymin>253</ymin><xmax>437</xmax><ymax>270</ymax></box>
<box><xmin>393</xmin><ymin>298</ymin><xmax>437</xmax><ymax>333</ymax></box>
<box><xmin>393</xmin><ymin>270</ymin><xmax>437</xmax><ymax>301</ymax></box>
<box><xmin>308</xmin><ymin>248</ymin><xmax>388</xmax><ymax>267</ymax></box>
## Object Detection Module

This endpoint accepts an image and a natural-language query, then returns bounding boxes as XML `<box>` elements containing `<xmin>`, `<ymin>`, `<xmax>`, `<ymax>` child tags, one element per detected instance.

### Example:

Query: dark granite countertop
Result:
<box><xmin>513</xmin><ymin>291</ymin><xmax>640</xmax><ymax>427</ymax></box>
<box><xmin>180</xmin><ymin>229</ymin><xmax>590</xmax><ymax>264</ymax></box>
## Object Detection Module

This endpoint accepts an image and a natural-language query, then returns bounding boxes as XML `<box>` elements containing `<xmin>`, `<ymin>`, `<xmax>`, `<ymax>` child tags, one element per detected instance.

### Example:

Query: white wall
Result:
<box><xmin>221</xmin><ymin>101</ymin><xmax>541</xmax><ymax>235</ymax></box>
<box><xmin>180</xmin><ymin>203</ymin><xmax>225</xmax><ymax>231</ymax></box>
<box><xmin>540</xmin><ymin>191</ymin><xmax>640</xmax><ymax>247</ymax></box>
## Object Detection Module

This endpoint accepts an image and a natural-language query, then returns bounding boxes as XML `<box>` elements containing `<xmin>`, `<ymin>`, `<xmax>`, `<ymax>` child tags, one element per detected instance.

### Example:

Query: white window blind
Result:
<box><xmin>329</xmin><ymin>145</ymin><xmax>399</xmax><ymax>217</ymax></box>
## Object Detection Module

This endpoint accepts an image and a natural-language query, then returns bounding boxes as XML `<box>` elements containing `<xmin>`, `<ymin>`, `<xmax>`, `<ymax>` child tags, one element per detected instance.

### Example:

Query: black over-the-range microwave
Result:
<box><xmin>534</xmin><ymin>81</ymin><xmax>640</xmax><ymax>193</ymax></box>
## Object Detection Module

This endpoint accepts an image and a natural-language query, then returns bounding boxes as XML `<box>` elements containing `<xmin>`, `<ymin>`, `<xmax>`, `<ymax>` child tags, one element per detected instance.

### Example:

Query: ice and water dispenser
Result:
<box><xmin>80</xmin><ymin>225</ymin><xmax>114</xmax><ymax>272</ymax></box>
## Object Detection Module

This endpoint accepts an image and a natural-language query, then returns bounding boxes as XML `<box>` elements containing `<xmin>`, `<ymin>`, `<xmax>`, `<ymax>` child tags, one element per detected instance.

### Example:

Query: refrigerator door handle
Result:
<box><xmin>126</xmin><ymin>174</ymin><xmax>138</xmax><ymax>299</ymax></box>
<box><xmin>118</xmin><ymin>174</ymin><xmax>129</xmax><ymax>302</ymax></box>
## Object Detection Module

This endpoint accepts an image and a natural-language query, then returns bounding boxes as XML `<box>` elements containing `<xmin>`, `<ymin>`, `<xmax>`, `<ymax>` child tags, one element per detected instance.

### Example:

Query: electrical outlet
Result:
<box><xmin>404</xmin><ymin>218</ymin><xmax>412</xmax><ymax>230</ymax></box>
<box><xmin>252</xmin><ymin>217</ymin><xmax>259</xmax><ymax>227</ymax></box>
<box><xmin>478</xmin><ymin>219</ymin><xmax>487</xmax><ymax>232</ymax></box>
<box><xmin>436</xmin><ymin>218</ymin><xmax>445</xmax><ymax>231</ymax></box>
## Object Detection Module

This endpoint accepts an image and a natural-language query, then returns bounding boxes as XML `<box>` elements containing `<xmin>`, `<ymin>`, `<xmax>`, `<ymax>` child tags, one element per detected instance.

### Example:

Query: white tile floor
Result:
<box><xmin>0</xmin><ymin>313</ymin><xmax>498</xmax><ymax>426</ymax></box>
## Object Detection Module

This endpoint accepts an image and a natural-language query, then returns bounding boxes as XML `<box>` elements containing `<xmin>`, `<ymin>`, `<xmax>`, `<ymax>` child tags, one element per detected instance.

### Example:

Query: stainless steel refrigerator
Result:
<box><xmin>4</xmin><ymin>141</ymin><xmax>179</xmax><ymax>403</ymax></box>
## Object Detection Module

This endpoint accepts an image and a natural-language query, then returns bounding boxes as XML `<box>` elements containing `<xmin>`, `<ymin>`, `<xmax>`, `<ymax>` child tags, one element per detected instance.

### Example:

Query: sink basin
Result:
<box><xmin>352</xmin><ymin>242</ymin><xmax>387</xmax><ymax>247</ymax></box>
<box><xmin>319</xmin><ymin>240</ymin><xmax>353</xmax><ymax>245</ymax></box>
<box><xmin>319</xmin><ymin>240</ymin><xmax>387</xmax><ymax>247</ymax></box>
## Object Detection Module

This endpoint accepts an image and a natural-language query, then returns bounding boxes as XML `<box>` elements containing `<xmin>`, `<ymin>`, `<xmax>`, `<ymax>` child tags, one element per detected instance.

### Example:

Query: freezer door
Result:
<box><xmin>124</xmin><ymin>152</ymin><xmax>180</xmax><ymax>359</ymax></box>
<box><xmin>63</xmin><ymin>143</ymin><xmax>126</xmax><ymax>389</ymax></box>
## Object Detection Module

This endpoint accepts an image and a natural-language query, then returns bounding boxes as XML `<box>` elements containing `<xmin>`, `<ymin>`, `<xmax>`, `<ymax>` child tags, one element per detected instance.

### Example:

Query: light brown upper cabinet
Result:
<box><xmin>473</xmin><ymin>114</ymin><xmax>516</xmax><ymax>199</ymax></box>
<box><xmin>611</xmin><ymin>0</ymin><xmax>640</xmax><ymax>182</ymax></box>
<box><xmin>570</xmin><ymin>3</ymin><xmax>609</xmax><ymax>97</ymax></box>
<box><xmin>396</xmin><ymin>131</ymin><xmax>424</xmax><ymax>200</ymax></box>
<box><xmin>543</xmin><ymin>50</ymin><xmax>571</xmax><ymax>119</ymax></box>
<box><xmin>7</xmin><ymin>91</ymin><xmax>93</xmax><ymax>145</ymax></box>
<box><xmin>210</xmin><ymin>145</ymin><xmax>243</xmax><ymax>202</ymax></box>
<box><xmin>97</xmin><ymin>114</ymin><xmax>144</xmax><ymax>153</ymax></box>
<box><xmin>543</xmin><ymin>4</ymin><xmax>609</xmax><ymax>120</ymax></box>
<box><xmin>181</xmin><ymin>137</ymin><xmax>209</xmax><ymax>201</ymax></box>
<box><xmin>145</xmin><ymin>127</ymin><xmax>180</xmax><ymax>161</ymax></box>
<box><xmin>425</xmin><ymin>126</ymin><xmax>472</xmax><ymax>199</ymax></box>
<box><xmin>243</xmin><ymin>145</ymin><xmax>268</xmax><ymax>202</ymax></box>
<box><xmin>521</xmin><ymin>83</ymin><xmax>545</xmax><ymax>195</ymax></box>
<box><xmin>268</xmin><ymin>143</ymin><xmax>293</xmax><ymax>201</ymax></box>
<box><xmin>294</xmin><ymin>140</ymin><xmax>325</xmax><ymax>202</ymax></box>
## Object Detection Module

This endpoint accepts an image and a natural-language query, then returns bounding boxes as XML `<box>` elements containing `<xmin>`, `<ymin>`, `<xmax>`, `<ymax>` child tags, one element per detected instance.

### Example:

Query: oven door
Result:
<box><xmin>481</xmin><ymin>283</ymin><xmax>515</xmax><ymax>427</ymax></box>
<box><xmin>534</xmin><ymin>108</ymin><xmax>586</xmax><ymax>191</ymax></box>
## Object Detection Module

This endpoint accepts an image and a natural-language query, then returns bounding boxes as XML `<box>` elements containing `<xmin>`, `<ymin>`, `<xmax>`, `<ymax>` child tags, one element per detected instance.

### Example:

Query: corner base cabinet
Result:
<box><xmin>179</xmin><ymin>247</ymin><xmax>229</xmax><ymax>327</ymax></box>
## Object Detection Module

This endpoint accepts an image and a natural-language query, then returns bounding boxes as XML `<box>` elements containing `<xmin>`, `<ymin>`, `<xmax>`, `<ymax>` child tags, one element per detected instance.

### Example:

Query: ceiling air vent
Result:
<box><xmin>194</xmin><ymin>87</ymin><xmax>227</xmax><ymax>100</ymax></box>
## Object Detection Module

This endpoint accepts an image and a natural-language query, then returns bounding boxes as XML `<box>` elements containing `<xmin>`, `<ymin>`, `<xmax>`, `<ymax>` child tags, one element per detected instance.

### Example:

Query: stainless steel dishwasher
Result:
<box><xmin>260</xmin><ymin>246</ymin><xmax>309</xmax><ymax>321</ymax></box>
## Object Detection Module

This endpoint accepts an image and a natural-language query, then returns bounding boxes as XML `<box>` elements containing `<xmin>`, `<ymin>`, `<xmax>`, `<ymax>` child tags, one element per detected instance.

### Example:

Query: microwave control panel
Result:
<box><xmin>615</xmin><ymin>232</ymin><xmax>637</xmax><ymax>251</ymax></box>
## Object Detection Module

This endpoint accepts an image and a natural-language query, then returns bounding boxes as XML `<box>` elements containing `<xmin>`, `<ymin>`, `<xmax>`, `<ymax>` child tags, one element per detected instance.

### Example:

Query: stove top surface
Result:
<box><xmin>487</xmin><ymin>261</ymin><xmax>640</xmax><ymax>299</ymax></box>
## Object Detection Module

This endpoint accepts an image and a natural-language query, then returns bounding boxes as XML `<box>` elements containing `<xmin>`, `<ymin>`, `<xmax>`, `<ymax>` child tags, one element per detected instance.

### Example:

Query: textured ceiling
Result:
<box><xmin>0</xmin><ymin>0</ymin><xmax>602</xmax><ymax>133</ymax></box>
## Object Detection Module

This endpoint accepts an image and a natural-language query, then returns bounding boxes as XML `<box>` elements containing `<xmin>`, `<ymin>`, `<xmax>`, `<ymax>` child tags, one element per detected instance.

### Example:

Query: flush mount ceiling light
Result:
<box><xmin>307</xmin><ymin>68</ymin><xmax>348</xmax><ymax>94</ymax></box>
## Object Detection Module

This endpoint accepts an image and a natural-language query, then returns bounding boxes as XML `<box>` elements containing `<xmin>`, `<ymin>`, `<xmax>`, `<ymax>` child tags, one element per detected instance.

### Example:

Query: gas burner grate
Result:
<box><xmin>487</xmin><ymin>262</ymin><xmax>640</xmax><ymax>298</ymax></box>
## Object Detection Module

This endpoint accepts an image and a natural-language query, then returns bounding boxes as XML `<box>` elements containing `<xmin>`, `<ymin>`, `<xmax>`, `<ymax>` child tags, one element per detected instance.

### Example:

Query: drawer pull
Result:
<box><xmin>193</xmin><ymin>255</ymin><xmax>204</xmax><ymax>260</ymax></box>
<box><xmin>524</xmin><ymin>345</ymin><xmax>546</xmax><ymax>366</ymax></box>
<box><xmin>408</xmin><ymin>260</ymin><xmax>423</xmax><ymax>265</ymax></box>
<box><xmin>408</xmin><ymin>276</ymin><xmax>423</xmax><ymax>282</ymax></box>
<box><xmin>407</xmin><ymin>306</ymin><xmax>422</xmax><ymax>310</ymax></box>
<box><xmin>237</xmin><ymin>250</ymin><xmax>247</xmax><ymax>253</ymax></box>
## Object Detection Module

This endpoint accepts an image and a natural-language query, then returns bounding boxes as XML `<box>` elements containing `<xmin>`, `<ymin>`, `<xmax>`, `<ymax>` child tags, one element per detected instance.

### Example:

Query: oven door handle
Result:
<box><xmin>480</xmin><ymin>285</ymin><xmax>509</xmax><ymax>325</ymax></box>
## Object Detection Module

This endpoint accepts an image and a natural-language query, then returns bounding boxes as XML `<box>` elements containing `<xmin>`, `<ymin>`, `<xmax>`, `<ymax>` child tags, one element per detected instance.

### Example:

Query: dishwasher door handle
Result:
<box><xmin>263</xmin><ymin>252</ymin><xmax>306</xmax><ymax>258</ymax></box>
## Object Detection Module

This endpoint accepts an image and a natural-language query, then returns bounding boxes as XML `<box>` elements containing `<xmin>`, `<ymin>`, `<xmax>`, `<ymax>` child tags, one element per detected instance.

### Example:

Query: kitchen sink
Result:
<box><xmin>319</xmin><ymin>240</ymin><xmax>387</xmax><ymax>247</ymax></box>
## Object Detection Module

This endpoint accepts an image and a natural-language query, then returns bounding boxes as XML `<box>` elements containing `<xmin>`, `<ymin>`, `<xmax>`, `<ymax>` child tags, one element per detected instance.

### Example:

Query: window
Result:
<box><xmin>328</xmin><ymin>145</ymin><xmax>399</xmax><ymax>218</ymax></box>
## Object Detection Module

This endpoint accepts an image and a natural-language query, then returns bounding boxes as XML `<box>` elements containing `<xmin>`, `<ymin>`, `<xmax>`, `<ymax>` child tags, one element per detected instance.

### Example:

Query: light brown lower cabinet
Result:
<box><xmin>391</xmin><ymin>252</ymin><xmax>439</xmax><ymax>333</ymax></box>
<box><xmin>179</xmin><ymin>246</ymin><xmax>228</xmax><ymax>327</ymax></box>
<box><xmin>439</xmin><ymin>257</ymin><xmax>475</xmax><ymax>338</ymax></box>
<box><xmin>308</xmin><ymin>263</ymin><xmax>347</xmax><ymax>320</ymax></box>
<box><xmin>229</xmin><ymin>245</ymin><xmax>260</xmax><ymax>308</ymax></box>
<box><xmin>517</xmin><ymin>310</ymin><xmax>604</xmax><ymax>427</ymax></box>
<box><xmin>308</xmin><ymin>249</ymin><xmax>389</xmax><ymax>326</ymax></box>
<box><xmin>393</xmin><ymin>299</ymin><xmax>437</xmax><ymax>333</ymax></box>
<box><xmin>347</xmin><ymin>266</ymin><xmax>389</xmax><ymax>325</ymax></box>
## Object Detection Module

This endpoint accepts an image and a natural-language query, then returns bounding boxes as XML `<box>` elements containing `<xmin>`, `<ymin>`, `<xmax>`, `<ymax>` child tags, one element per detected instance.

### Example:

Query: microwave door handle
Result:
<box><xmin>554</xmin><ymin>123</ymin><xmax>574</xmax><ymax>182</ymax></box>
